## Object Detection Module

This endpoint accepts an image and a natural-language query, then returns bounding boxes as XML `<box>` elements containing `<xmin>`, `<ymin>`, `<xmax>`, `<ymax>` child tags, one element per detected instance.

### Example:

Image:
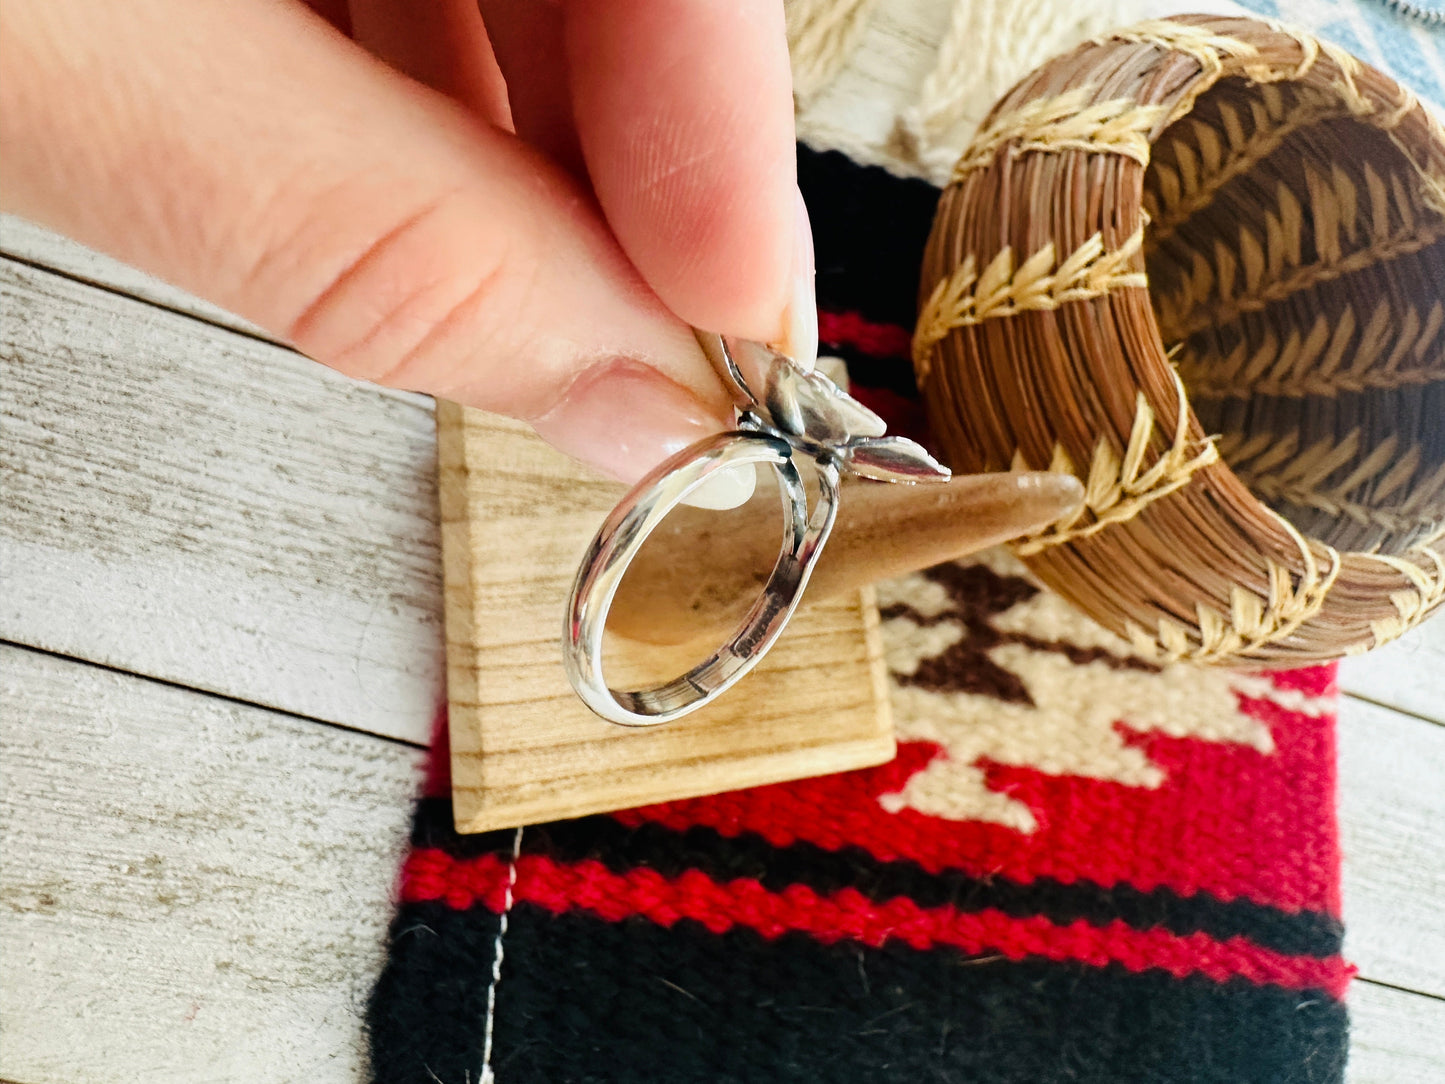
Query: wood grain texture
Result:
<box><xmin>1346</xmin><ymin>982</ymin><xmax>1445</xmax><ymax>1084</ymax></box>
<box><xmin>1338</xmin><ymin>695</ymin><xmax>1445</xmax><ymax>1000</ymax></box>
<box><xmin>0</xmin><ymin>255</ymin><xmax>443</xmax><ymax>745</ymax></box>
<box><xmin>438</xmin><ymin>400</ymin><xmax>894</xmax><ymax>831</ymax></box>
<box><xmin>0</xmin><ymin>214</ymin><xmax>267</xmax><ymax>339</ymax></box>
<box><xmin>608</xmin><ymin>470</ymin><xmax>1083</xmax><ymax>645</ymax></box>
<box><xmin>0</xmin><ymin>644</ymin><xmax>424</xmax><ymax>1084</ymax></box>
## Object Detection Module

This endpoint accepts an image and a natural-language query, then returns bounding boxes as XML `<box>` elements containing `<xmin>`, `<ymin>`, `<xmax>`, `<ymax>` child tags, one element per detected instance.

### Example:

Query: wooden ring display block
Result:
<box><xmin>436</xmin><ymin>400</ymin><xmax>895</xmax><ymax>833</ymax></box>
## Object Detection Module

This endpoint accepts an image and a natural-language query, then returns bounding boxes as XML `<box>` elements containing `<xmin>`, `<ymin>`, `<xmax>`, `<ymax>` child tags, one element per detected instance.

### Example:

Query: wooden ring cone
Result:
<box><xmin>607</xmin><ymin>469</ymin><xmax>1084</xmax><ymax>646</ymax></box>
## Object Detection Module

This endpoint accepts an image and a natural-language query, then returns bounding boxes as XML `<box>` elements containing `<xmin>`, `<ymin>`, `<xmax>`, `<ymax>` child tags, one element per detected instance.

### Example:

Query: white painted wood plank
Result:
<box><xmin>0</xmin><ymin>256</ymin><xmax>443</xmax><ymax>745</ymax></box>
<box><xmin>0</xmin><ymin>214</ymin><xmax>266</xmax><ymax>339</ymax></box>
<box><xmin>0</xmin><ymin>643</ymin><xmax>424</xmax><ymax>1084</ymax></box>
<box><xmin>1339</xmin><ymin>620</ymin><xmax>1445</xmax><ymax>726</ymax></box>
<box><xmin>1347</xmin><ymin>982</ymin><xmax>1445</xmax><ymax>1084</ymax></box>
<box><xmin>1339</xmin><ymin>696</ymin><xmax>1445</xmax><ymax>1000</ymax></box>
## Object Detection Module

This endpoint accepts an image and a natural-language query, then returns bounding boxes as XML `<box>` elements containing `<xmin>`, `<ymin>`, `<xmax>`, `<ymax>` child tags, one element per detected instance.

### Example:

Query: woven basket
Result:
<box><xmin>914</xmin><ymin>14</ymin><xmax>1445</xmax><ymax>667</ymax></box>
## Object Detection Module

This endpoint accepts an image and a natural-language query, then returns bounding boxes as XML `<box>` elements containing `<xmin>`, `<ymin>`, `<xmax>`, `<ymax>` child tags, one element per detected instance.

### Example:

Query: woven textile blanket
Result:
<box><xmin>366</xmin><ymin>142</ymin><xmax>1351</xmax><ymax>1083</ymax></box>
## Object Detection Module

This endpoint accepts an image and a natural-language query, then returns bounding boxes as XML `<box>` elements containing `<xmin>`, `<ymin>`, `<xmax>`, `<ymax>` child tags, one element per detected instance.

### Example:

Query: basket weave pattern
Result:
<box><xmin>915</xmin><ymin>15</ymin><xmax>1445</xmax><ymax>666</ymax></box>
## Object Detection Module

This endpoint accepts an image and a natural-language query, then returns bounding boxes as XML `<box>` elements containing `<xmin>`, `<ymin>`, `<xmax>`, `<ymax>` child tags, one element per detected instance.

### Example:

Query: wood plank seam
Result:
<box><xmin>0</xmin><ymin>244</ymin><xmax>285</xmax><ymax>349</ymax></box>
<box><xmin>1</xmin><ymin>254</ymin><xmax>447</xmax><ymax>744</ymax></box>
<box><xmin>0</xmin><ymin>635</ymin><xmax>431</xmax><ymax>752</ymax></box>
<box><xmin>1343</xmin><ymin>691</ymin><xmax>1445</xmax><ymax>730</ymax></box>
<box><xmin>1355</xmin><ymin>976</ymin><xmax>1445</xmax><ymax>1002</ymax></box>
<box><xmin>0</xmin><ymin>248</ymin><xmax>435</xmax><ymax>417</ymax></box>
<box><xmin>1</xmin><ymin>643</ymin><xmax>426</xmax><ymax>1082</ymax></box>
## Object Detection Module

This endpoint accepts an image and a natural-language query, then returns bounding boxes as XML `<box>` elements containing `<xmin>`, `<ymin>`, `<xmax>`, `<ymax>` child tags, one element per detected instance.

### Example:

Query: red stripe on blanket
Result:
<box><xmin>614</xmin><ymin>687</ymin><xmax>1342</xmax><ymax>917</ymax></box>
<box><xmin>400</xmin><ymin>848</ymin><xmax>1352</xmax><ymax>997</ymax></box>
<box><xmin>817</xmin><ymin>310</ymin><xmax>913</xmax><ymax>358</ymax></box>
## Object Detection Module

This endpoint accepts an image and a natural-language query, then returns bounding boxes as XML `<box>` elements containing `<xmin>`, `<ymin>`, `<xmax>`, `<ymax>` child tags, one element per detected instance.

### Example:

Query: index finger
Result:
<box><xmin>563</xmin><ymin>0</ymin><xmax>804</xmax><ymax>354</ymax></box>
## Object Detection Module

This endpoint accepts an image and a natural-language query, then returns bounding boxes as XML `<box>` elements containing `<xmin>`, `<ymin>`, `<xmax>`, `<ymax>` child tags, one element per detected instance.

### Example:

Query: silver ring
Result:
<box><xmin>563</xmin><ymin>431</ymin><xmax>840</xmax><ymax>726</ymax></box>
<box><xmin>564</xmin><ymin>333</ymin><xmax>949</xmax><ymax>726</ymax></box>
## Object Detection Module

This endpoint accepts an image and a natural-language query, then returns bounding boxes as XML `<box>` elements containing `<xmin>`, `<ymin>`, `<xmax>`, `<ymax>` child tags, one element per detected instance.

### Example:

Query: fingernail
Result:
<box><xmin>683</xmin><ymin>463</ymin><xmax>758</xmax><ymax>510</ymax></box>
<box><xmin>777</xmin><ymin>187</ymin><xmax>818</xmax><ymax>371</ymax></box>
<box><xmin>533</xmin><ymin>359</ymin><xmax>755</xmax><ymax>508</ymax></box>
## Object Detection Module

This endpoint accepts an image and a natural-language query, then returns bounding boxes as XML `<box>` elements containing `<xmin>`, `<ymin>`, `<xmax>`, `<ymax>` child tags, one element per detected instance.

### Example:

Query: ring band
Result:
<box><xmin>564</xmin><ymin>431</ymin><xmax>840</xmax><ymax>726</ymax></box>
<box><xmin>563</xmin><ymin>332</ymin><xmax>947</xmax><ymax>726</ymax></box>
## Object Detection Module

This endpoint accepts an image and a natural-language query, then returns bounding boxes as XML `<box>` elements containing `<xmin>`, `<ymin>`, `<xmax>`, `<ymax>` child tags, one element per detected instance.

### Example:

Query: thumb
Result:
<box><xmin>0</xmin><ymin>0</ymin><xmax>732</xmax><ymax>482</ymax></box>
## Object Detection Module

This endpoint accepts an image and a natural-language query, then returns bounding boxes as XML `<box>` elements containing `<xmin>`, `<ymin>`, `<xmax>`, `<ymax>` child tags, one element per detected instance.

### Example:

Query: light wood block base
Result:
<box><xmin>436</xmin><ymin>400</ymin><xmax>895</xmax><ymax>833</ymax></box>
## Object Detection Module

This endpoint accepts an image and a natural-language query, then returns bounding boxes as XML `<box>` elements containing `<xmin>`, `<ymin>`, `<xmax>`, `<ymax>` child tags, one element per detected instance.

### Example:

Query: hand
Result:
<box><xmin>0</xmin><ymin>0</ymin><xmax>813</xmax><ymax>484</ymax></box>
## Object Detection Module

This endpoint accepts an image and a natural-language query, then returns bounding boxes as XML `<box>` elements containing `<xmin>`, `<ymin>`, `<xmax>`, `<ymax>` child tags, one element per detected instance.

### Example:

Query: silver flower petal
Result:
<box><xmin>837</xmin><ymin>436</ymin><xmax>952</xmax><ymax>484</ymax></box>
<box><xmin>766</xmin><ymin>363</ymin><xmax>887</xmax><ymax>444</ymax></box>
